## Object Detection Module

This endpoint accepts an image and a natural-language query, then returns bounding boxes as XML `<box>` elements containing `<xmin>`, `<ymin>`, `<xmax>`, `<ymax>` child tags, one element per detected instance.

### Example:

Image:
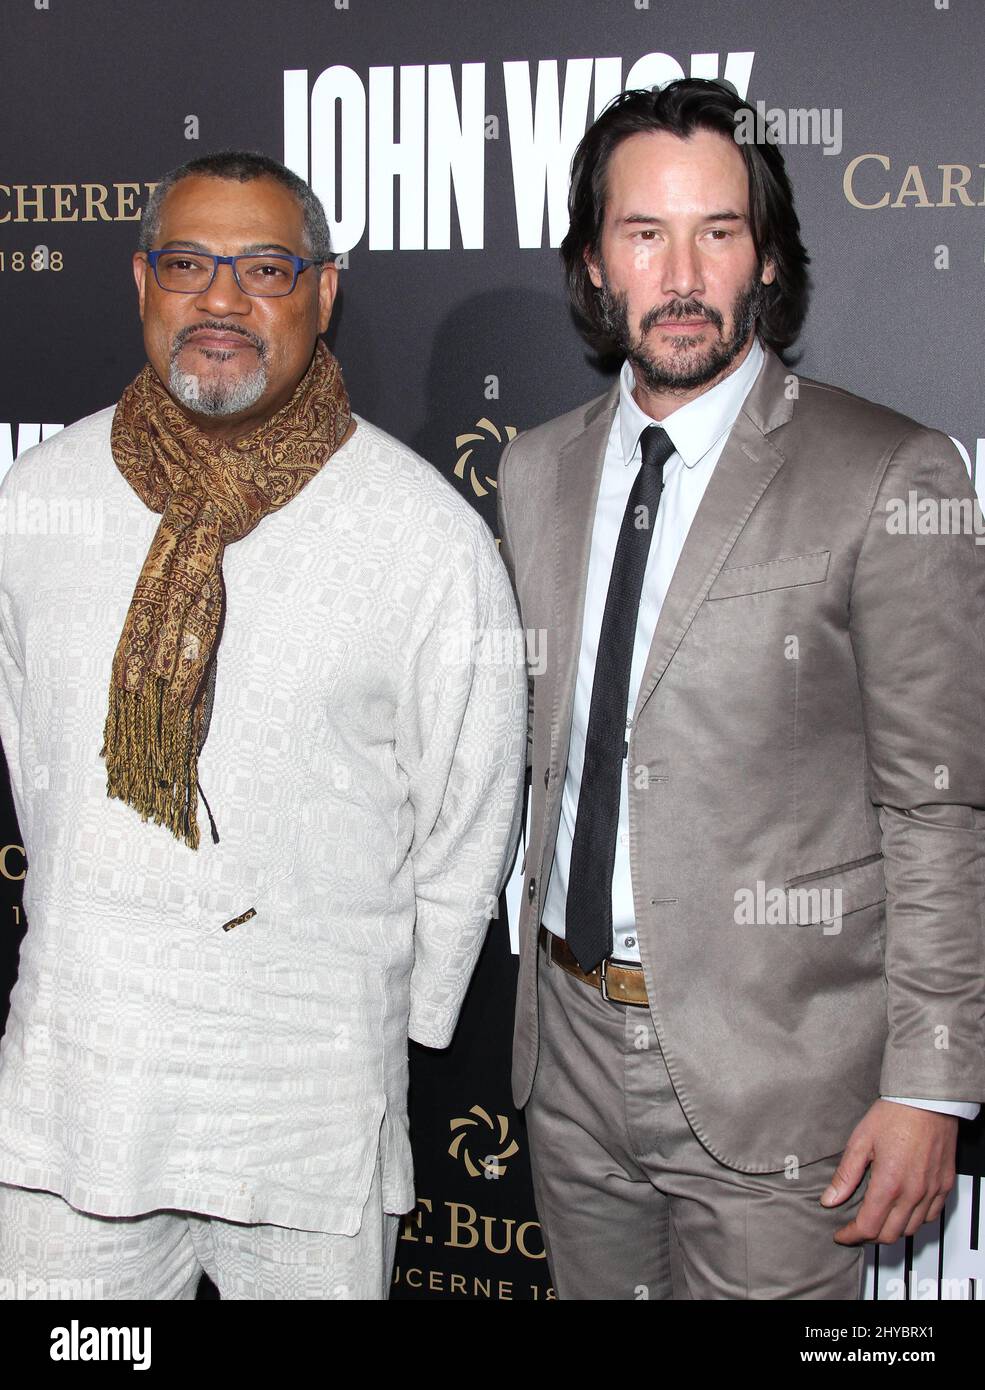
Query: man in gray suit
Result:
<box><xmin>496</xmin><ymin>79</ymin><xmax>985</xmax><ymax>1300</ymax></box>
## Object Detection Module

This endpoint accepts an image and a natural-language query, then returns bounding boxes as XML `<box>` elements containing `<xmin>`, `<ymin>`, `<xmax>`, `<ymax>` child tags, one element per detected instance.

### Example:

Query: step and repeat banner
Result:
<box><xmin>1</xmin><ymin>0</ymin><xmax>982</xmax><ymax>1302</ymax></box>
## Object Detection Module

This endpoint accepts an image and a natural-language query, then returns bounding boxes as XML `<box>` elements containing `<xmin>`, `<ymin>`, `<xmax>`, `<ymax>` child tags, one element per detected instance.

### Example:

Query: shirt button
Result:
<box><xmin>527</xmin><ymin>876</ymin><xmax>536</xmax><ymax>902</ymax></box>
<box><xmin>543</xmin><ymin>768</ymin><xmax>549</xmax><ymax>789</ymax></box>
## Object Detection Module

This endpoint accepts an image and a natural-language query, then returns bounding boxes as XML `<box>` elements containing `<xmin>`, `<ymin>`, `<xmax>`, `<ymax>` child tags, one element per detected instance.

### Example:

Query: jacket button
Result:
<box><xmin>528</xmin><ymin>876</ymin><xmax>536</xmax><ymax>902</ymax></box>
<box><xmin>543</xmin><ymin>768</ymin><xmax>549</xmax><ymax>788</ymax></box>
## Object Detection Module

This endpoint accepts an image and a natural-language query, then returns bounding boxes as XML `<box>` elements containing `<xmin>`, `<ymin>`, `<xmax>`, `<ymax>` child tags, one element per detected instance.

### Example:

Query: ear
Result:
<box><xmin>132</xmin><ymin>252</ymin><xmax>148</xmax><ymax>322</ymax></box>
<box><xmin>760</xmin><ymin>256</ymin><xmax>776</xmax><ymax>287</ymax></box>
<box><xmin>316</xmin><ymin>261</ymin><xmax>339</xmax><ymax>334</ymax></box>
<box><xmin>584</xmin><ymin>244</ymin><xmax>603</xmax><ymax>291</ymax></box>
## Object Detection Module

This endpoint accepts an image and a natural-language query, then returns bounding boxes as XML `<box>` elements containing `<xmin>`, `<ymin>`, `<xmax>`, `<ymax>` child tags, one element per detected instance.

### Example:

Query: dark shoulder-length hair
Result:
<box><xmin>561</xmin><ymin>79</ymin><xmax>811</xmax><ymax>354</ymax></box>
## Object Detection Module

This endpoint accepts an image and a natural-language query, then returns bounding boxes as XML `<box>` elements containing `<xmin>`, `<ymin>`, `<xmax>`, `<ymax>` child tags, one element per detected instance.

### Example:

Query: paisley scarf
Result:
<box><xmin>102</xmin><ymin>339</ymin><xmax>351</xmax><ymax>848</ymax></box>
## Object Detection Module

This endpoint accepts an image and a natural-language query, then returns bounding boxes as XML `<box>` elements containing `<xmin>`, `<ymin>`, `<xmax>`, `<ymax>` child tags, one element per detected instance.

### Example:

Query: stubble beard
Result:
<box><xmin>596</xmin><ymin>261</ymin><xmax>765</xmax><ymax>396</ymax></box>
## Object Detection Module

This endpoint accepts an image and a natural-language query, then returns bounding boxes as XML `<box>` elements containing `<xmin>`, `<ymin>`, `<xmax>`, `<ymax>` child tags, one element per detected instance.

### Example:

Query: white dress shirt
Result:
<box><xmin>541</xmin><ymin>339</ymin><xmax>978</xmax><ymax>1123</ymax></box>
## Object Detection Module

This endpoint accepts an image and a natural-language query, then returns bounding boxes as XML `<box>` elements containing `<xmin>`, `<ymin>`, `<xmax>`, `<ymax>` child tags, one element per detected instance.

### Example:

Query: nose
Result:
<box><xmin>193</xmin><ymin>260</ymin><xmax>251</xmax><ymax>316</ymax></box>
<box><xmin>659</xmin><ymin>236</ymin><xmax>705</xmax><ymax>302</ymax></box>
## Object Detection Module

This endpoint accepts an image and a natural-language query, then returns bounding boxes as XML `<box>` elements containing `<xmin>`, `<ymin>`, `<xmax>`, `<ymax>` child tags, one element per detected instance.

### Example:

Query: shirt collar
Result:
<box><xmin>617</xmin><ymin>336</ymin><xmax>765</xmax><ymax>469</ymax></box>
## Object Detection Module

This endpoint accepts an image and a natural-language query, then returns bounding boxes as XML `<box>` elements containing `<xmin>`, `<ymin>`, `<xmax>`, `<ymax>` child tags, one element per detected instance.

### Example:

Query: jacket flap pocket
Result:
<box><xmin>783</xmin><ymin>853</ymin><xmax>886</xmax><ymax>924</ymax></box>
<box><xmin>706</xmin><ymin>549</ymin><xmax>830</xmax><ymax>600</ymax></box>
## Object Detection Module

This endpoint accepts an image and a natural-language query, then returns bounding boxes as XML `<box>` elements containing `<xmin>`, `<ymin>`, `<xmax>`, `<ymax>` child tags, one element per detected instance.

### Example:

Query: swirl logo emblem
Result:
<box><xmin>448</xmin><ymin>1105</ymin><xmax>520</xmax><ymax>1178</ymax></box>
<box><xmin>454</xmin><ymin>418</ymin><xmax>518</xmax><ymax>498</ymax></box>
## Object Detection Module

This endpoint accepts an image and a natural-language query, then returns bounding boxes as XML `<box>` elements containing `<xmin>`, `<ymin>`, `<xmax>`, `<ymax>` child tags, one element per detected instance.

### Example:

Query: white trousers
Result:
<box><xmin>0</xmin><ymin>1156</ymin><xmax>399</xmax><ymax>1300</ymax></box>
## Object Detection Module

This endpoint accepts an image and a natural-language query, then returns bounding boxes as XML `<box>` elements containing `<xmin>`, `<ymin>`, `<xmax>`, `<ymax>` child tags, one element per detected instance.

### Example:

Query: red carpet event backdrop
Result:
<box><xmin>1</xmin><ymin>0</ymin><xmax>982</xmax><ymax>1301</ymax></box>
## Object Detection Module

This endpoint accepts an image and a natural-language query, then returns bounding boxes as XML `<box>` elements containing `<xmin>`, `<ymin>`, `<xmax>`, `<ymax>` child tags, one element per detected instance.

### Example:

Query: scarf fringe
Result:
<box><xmin>101</xmin><ymin>678</ymin><xmax>200</xmax><ymax>850</ymax></box>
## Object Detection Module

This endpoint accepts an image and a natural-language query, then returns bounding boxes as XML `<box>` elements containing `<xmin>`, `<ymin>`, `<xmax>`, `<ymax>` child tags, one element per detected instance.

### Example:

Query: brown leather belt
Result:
<box><xmin>538</xmin><ymin>924</ymin><xmax>649</xmax><ymax>1007</ymax></box>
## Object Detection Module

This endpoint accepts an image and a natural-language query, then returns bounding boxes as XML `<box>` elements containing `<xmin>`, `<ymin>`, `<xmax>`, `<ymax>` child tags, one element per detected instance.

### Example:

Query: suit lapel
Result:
<box><xmin>550</xmin><ymin>383</ymin><xmax>619</xmax><ymax>770</ymax></box>
<box><xmin>632</xmin><ymin>347</ymin><xmax>794</xmax><ymax>722</ymax></box>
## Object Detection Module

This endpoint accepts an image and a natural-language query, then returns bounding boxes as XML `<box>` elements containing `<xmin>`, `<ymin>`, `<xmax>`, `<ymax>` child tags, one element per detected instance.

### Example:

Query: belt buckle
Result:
<box><xmin>598</xmin><ymin>957</ymin><xmax>612</xmax><ymax>1003</ymax></box>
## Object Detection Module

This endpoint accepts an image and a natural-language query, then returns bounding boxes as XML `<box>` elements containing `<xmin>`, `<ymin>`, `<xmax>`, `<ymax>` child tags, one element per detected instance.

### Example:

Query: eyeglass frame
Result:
<box><xmin>143</xmin><ymin>248</ymin><xmax>328</xmax><ymax>298</ymax></box>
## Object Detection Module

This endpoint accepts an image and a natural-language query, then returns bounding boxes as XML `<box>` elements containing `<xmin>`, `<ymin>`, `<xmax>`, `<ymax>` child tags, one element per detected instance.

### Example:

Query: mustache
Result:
<box><xmin>171</xmin><ymin>321</ymin><xmax>267</xmax><ymax>358</ymax></box>
<box><xmin>640</xmin><ymin>299</ymin><xmax>725</xmax><ymax>333</ymax></box>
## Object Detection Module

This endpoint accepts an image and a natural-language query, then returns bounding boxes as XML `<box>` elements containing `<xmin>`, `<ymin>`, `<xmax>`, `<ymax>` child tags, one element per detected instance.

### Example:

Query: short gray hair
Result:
<box><xmin>138</xmin><ymin>149</ymin><xmax>333</xmax><ymax>261</ymax></box>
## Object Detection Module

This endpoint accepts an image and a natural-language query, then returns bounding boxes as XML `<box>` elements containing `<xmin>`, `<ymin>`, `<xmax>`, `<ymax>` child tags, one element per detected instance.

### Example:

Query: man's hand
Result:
<box><xmin>821</xmin><ymin>1100</ymin><xmax>958</xmax><ymax>1244</ymax></box>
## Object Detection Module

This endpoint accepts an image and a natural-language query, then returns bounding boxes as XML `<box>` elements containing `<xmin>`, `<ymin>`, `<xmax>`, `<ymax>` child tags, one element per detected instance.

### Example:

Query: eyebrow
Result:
<box><xmin>620</xmin><ymin>211</ymin><xmax>748</xmax><ymax>225</ymax></box>
<box><xmin>158</xmin><ymin>239</ymin><xmax>301</xmax><ymax>256</ymax></box>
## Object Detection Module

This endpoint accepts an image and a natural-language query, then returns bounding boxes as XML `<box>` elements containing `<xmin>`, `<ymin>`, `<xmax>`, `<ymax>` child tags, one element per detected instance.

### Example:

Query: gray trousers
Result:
<box><xmin>0</xmin><ymin>1152</ymin><xmax>399</xmax><ymax>1300</ymax></box>
<box><xmin>525</xmin><ymin>935</ymin><xmax>866</xmax><ymax>1300</ymax></box>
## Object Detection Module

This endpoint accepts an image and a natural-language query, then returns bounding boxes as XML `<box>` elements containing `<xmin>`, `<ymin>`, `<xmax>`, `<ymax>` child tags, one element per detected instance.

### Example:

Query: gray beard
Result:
<box><xmin>168</xmin><ymin>358</ymin><xmax>269</xmax><ymax>417</ymax></box>
<box><xmin>597</xmin><ymin>264</ymin><xmax>763</xmax><ymax>395</ymax></box>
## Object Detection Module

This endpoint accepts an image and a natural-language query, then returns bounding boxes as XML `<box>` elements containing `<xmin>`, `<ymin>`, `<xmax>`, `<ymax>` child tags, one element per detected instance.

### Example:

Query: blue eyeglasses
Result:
<box><xmin>145</xmin><ymin>249</ymin><xmax>325</xmax><ymax>298</ymax></box>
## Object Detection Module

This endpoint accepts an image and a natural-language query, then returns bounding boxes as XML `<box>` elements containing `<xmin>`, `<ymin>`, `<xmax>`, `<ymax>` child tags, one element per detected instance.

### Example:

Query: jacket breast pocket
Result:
<box><xmin>705</xmin><ymin>549</ymin><xmax>830</xmax><ymax>601</ymax></box>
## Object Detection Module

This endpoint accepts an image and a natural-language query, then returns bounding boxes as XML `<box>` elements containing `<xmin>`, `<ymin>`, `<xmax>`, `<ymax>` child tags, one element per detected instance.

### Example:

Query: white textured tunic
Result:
<box><xmin>0</xmin><ymin>406</ymin><xmax>527</xmax><ymax>1234</ymax></box>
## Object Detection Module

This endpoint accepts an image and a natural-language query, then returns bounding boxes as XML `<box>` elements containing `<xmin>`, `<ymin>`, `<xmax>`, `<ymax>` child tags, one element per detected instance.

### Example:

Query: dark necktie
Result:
<box><xmin>565</xmin><ymin>424</ymin><xmax>676</xmax><ymax>972</ymax></box>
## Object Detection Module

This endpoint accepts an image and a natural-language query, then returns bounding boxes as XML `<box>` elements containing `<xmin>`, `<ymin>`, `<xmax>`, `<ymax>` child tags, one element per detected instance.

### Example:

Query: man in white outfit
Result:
<box><xmin>0</xmin><ymin>150</ymin><xmax>526</xmax><ymax>1299</ymax></box>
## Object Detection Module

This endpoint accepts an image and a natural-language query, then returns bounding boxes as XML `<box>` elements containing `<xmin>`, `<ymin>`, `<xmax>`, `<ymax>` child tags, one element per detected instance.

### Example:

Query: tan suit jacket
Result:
<box><xmin>497</xmin><ymin>345</ymin><xmax>985</xmax><ymax>1172</ymax></box>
